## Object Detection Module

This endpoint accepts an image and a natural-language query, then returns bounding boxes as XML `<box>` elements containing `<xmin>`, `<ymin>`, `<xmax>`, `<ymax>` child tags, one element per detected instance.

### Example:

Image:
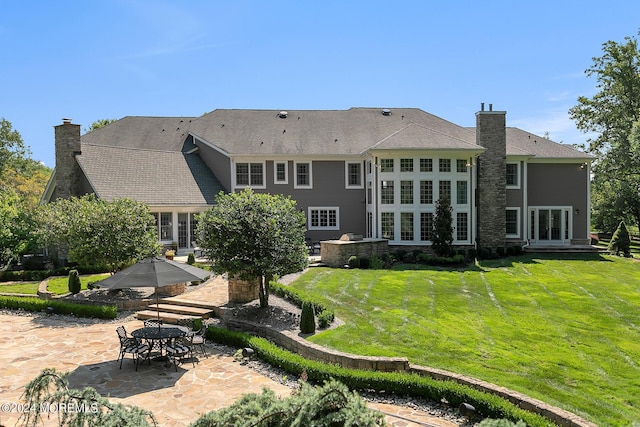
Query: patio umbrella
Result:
<box><xmin>96</xmin><ymin>257</ymin><xmax>211</xmax><ymax>323</ymax></box>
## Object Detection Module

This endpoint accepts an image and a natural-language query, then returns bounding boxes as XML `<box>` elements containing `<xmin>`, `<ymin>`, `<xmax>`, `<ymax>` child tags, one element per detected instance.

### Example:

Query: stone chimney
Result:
<box><xmin>54</xmin><ymin>118</ymin><xmax>82</xmax><ymax>200</ymax></box>
<box><xmin>475</xmin><ymin>103</ymin><xmax>506</xmax><ymax>252</ymax></box>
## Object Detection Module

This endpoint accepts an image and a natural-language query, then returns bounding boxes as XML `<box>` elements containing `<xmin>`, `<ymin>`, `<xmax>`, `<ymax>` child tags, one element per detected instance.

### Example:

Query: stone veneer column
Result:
<box><xmin>54</xmin><ymin>119</ymin><xmax>82</xmax><ymax>200</ymax></box>
<box><xmin>476</xmin><ymin>105</ymin><xmax>506</xmax><ymax>251</ymax></box>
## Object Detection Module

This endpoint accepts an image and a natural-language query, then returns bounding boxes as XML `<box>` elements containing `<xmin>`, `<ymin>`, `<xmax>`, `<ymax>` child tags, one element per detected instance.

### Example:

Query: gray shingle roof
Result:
<box><xmin>188</xmin><ymin>108</ymin><xmax>482</xmax><ymax>155</ymax></box>
<box><xmin>504</xmin><ymin>127</ymin><xmax>593</xmax><ymax>159</ymax></box>
<box><xmin>82</xmin><ymin>116</ymin><xmax>198</xmax><ymax>152</ymax></box>
<box><xmin>76</xmin><ymin>144</ymin><xmax>224</xmax><ymax>205</ymax></box>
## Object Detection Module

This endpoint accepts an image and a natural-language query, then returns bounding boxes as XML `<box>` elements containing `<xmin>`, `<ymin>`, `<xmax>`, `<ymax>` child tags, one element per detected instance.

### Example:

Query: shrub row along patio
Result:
<box><xmin>286</xmin><ymin>254</ymin><xmax>640</xmax><ymax>426</ymax></box>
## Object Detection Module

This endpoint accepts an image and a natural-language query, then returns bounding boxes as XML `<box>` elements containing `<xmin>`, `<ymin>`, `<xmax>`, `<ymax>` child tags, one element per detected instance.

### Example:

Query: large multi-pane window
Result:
<box><xmin>456</xmin><ymin>159</ymin><xmax>467</xmax><ymax>173</ymax></box>
<box><xmin>380</xmin><ymin>158</ymin><xmax>394</xmax><ymax>172</ymax></box>
<box><xmin>400</xmin><ymin>180</ymin><xmax>413</xmax><ymax>204</ymax></box>
<box><xmin>456</xmin><ymin>213</ymin><xmax>468</xmax><ymax>241</ymax></box>
<box><xmin>400</xmin><ymin>212</ymin><xmax>414</xmax><ymax>241</ymax></box>
<box><xmin>381</xmin><ymin>180</ymin><xmax>394</xmax><ymax>204</ymax></box>
<box><xmin>420</xmin><ymin>180</ymin><xmax>433</xmax><ymax>204</ymax></box>
<box><xmin>381</xmin><ymin>212</ymin><xmax>394</xmax><ymax>240</ymax></box>
<box><xmin>420</xmin><ymin>158</ymin><xmax>433</xmax><ymax>172</ymax></box>
<box><xmin>439</xmin><ymin>159</ymin><xmax>451</xmax><ymax>172</ymax></box>
<box><xmin>439</xmin><ymin>180</ymin><xmax>451</xmax><ymax>202</ymax></box>
<box><xmin>236</xmin><ymin>162</ymin><xmax>264</xmax><ymax>186</ymax></box>
<box><xmin>309</xmin><ymin>208</ymin><xmax>339</xmax><ymax>230</ymax></box>
<box><xmin>420</xmin><ymin>212</ymin><xmax>433</xmax><ymax>241</ymax></box>
<box><xmin>456</xmin><ymin>181</ymin><xmax>468</xmax><ymax>204</ymax></box>
<box><xmin>400</xmin><ymin>158</ymin><xmax>414</xmax><ymax>172</ymax></box>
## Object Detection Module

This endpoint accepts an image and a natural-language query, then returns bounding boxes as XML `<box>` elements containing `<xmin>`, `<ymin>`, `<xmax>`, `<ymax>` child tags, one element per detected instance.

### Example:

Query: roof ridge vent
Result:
<box><xmin>278</xmin><ymin>111</ymin><xmax>288</xmax><ymax>119</ymax></box>
<box><xmin>381</xmin><ymin>109</ymin><xmax>391</xmax><ymax>116</ymax></box>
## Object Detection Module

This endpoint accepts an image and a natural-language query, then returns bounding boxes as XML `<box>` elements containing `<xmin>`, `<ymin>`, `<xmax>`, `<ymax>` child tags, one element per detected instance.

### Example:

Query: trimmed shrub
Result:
<box><xmin>467</xmin><ymin>248</ymin><xmax>477</xmax><ymax>260</ymax></box>
<box><xmin>0</xmin><ymin>296</ymin><xmax>117</xmax><ymax>319</ymax></box>
<box><xmin>608</xmin><ymin>221</ymin><xmax>631</xmax><ymax>257</ymax></box>
<box><xmin>204</xmin><ymin>326</ymin><xmax>553</xmax><ymax>427</ymax></box>
<box><xmin>317</xmin><ymin>309</ymin><xmax>335</xmax><ymax>329</ymax></box>
<box><xmin>347</xmin><ymin>256</ymin><xmax>360</xmax><ymax>269</ymax></box>
<box><xmin>187</xmin><ymin>253</ymin><xmax>196</xmax><ymax>265</ymax></box>
<box><xmin>358</xmin><ymin>256</ymin><xmax>370</xmax><ymax>269</ymax></box>
<box><xmin>369</xmin><ymin>254</ymin><xmax>384</xmax><ymax>269</ymax></box>
<box><xmin>300</xmin><ymin>301</ymin><xmax>316</xmax><ymax>334</ymax></box>
<box><xmin>68</xmin><ymin>270</ymin><xmax>81</xmax><ymax>294</ymax></box>
<box><xmin>496</xmin><ymin>246</ymin><xmax>506</xmax><ymax>258</ymax></box>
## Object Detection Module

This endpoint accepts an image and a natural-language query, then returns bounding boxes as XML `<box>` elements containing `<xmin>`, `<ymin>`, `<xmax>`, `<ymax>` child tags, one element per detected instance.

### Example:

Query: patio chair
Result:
<box><xmin>165</xmin><ymin>336</ymin><xmax>195</xmax><ymax>371</ymax></box>
<box><xmin>116</xmin><ymin>326</ymin><xmax>149</xmax><ymax>370</ymax></box>
<box><xmin>190</xmin><ymin>322</ymin><xmax>207</xmax><ymax>357</ymax></box>
<box><xmin>191</xmin><ymin>241</ymin><xmax>203</xmax><ymax>257</ymax></box>
<box><xmin>176</xmin><ymin>318</ymin><xmax>207</xmax><ymax>358</ymax></box>
<box><xmin>144</xmin><ymin>319</ymin><xmax>163</xmax><ymax>328</ymax></box>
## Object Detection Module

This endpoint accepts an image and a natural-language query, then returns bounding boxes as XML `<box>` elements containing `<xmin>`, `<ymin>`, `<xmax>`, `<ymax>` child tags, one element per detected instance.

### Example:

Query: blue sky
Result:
<box><xmin>2</xmin><ymin>1</ymin><xmax>639</xmax><ymax>167</ymax></box>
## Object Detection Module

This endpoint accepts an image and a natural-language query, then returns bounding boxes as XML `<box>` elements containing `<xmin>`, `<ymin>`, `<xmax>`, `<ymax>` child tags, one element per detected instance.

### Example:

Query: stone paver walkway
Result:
<box><xmin>0</xmin><ymin>277</ymin><xmax>460</xmax><ymax>426</ymax></box>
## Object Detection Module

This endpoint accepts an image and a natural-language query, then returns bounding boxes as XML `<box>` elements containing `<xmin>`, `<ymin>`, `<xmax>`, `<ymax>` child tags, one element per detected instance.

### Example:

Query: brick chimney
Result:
<box><xmin>475</xmin><ymin>103</ymin><xmax>506</xmax><ymax>252</ymax></box>
<box><xmin>54</xmin><ymin>118</ymin><xmax>82</xmax><ymax>200</ymax></box>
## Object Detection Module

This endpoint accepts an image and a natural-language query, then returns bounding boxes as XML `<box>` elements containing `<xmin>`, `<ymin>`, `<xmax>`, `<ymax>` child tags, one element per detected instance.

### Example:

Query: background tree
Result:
<box><xmin>197</xmin><ymin>189</ymin><xmax>308</xmax><ymax>308</ymax></box>
<box><xmin>38</xmin><ymin>195</ymin><xmax>159</xmax><ymax>272</ymax></box>
<box><xmin>85</xmin><ymin>118</ymin><xmax>116</xmax><ymax>133</ymax></box>
<box><xmin>0</xmin><ymin>118</ymin><xmax>29</xmax><ymax>178</ymax></box>
<box><xmin>569</xmin><ymin>32</ymin><xmax>640</xmax><ymax>232</ymax></box>
<box><xmin>432</xmin><ymin>197</ymin><xmax>453</xmax><ymax>257</ymax></box>
<box><xmin>0</xmin><ymin>119</ymin><xmax>50</xmax><ymax>268</ymax></box>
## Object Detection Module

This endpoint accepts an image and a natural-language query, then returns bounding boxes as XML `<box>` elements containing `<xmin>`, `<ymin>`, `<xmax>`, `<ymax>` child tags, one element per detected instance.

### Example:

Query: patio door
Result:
<box><xmin>178</xmin><ymin>213</ymin><xmax>188</xmax><ymax>249</ymax></box>
<box><xmin>529</xmin><ymin>207</ymin><xmax>571</xmax><ymax>244</ymax></box>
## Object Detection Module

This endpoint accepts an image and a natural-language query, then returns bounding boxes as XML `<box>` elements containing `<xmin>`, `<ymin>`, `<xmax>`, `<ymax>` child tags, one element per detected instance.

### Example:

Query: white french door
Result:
<box><xmin>529</xmin><ymin>207</ymin><xmax>572</xmax><ymax>244</ymax></box>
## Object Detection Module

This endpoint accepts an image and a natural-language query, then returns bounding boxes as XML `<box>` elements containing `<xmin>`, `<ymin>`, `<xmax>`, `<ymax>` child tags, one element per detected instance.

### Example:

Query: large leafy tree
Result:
<box><xmin>197</xmin><ymin>189</ymin><xmax>308</xmax><ymax>308</ymax></box>
<box><xmin>38</xmin><ymin>195</ymin><xmax>159</xmax><ymax>272</ymax></box>
<box><xmin>0</xmin><ymin>117</ymin><xmax>29</xmax><ymax>178</ymax></box>
<box><xmin>569</xmin><ymin>32</ymin><xmax>640</xmax><ymax>231</ymax></box>
<box><xmin>85</xmin><ymin>118</ymin><xmax>116</xmax><ymax>133</ymax></box>
<box><xmin>0</xmin><ymin>119</ymin><xmax>50</xmax><ymax>268</ymax></box>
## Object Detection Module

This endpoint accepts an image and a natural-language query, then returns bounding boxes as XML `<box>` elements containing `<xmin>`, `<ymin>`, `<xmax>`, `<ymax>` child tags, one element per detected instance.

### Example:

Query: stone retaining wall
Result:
<box><xmin>228</xmin><ymin>276</ymin><xmax>260</xmax><ymax>303</ymax></box>
<box><xmin>222</xmin><ymin>317</ymin><xmax>597</xmax><ymax>427</ymax></box>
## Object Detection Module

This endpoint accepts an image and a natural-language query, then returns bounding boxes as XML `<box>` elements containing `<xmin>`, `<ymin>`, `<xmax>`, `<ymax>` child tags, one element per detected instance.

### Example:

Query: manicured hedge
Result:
<box><xmin>205</xmin><ymin>326</ymin><xmax>554</xmax><ymax>427</ymax></box>
<box><xmin>0</xmin><ymin>296</ymin><xmax>117</xmax><ymax>319</ymax></box>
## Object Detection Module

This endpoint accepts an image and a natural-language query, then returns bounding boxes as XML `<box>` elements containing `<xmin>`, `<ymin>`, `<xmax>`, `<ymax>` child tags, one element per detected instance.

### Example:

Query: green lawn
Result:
<box><xmin>287</xmin><ymin>254</ymin><xmax>640</xmax><ymax>426</ymax></box>
<box><xmin>0</xmin><ymin>274</ymin><xmax>110</xmax><ymax>295</ymax></box>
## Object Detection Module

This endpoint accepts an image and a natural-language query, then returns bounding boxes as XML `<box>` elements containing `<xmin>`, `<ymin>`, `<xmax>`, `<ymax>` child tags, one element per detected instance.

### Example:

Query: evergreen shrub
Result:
<box><xmin>187</xmin><ymin>253</ymin><xmax>196</xmax><ymax>265</ymax></box>
<box><xmin>300</xmin><ymin>301</ymin><xmax>316</xmax><ymax>334</ymax></box>
<box><xmin>68</xmin><ymin>270</ymin><xmax>81</xmax><ymax>294</ymax></box>
<box><xmin>608</xmin><ymin>221</ymin><xmax>631</xmax><ymax>256</ymax></box>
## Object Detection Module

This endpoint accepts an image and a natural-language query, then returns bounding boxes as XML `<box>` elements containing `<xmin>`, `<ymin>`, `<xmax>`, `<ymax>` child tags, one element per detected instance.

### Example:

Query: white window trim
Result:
<box><xmin>274</xmin><ymin>161</ymin><xmax>288</xmax><ymax>185</ymax></box>
<box><xmin>234</xmin><ymin>161</ymin><xmax>266</xmax><ymax>190</ymax></box>
<box><xmin>506</xmin><ymin>207</ymin><xmax>521</xmax><ymax>238</ymax></box>
<box><xmin>506</xmin><ymin>162</ymin><xmax>521</xmax><ymax>189</ymax></box>
<box><xmin>345</xmin><ymin>161</ymin><xmax>364</xmax><ymax>189</ymax></box>
<box><xmin>294</xmin><ymin>161</ymin><xmax>313</xmax><ymax>189</ymax></box>
<box><xmin>308</xmin><ymin>207</ymin><xmax>340</xmax><ymax>230</ymax></box>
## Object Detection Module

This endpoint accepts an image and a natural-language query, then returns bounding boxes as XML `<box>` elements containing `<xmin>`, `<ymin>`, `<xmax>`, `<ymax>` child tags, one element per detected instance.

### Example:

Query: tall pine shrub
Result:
<box><xmin>608</xmin><ymin>221</ymin><xmax>631</xmax><ymax>256</ymax></box>
<box><xmin>300</xmin><ymin>301</ymin><xmax>316</xmax><ymax>334</ymax></box>
<box><xmin>432</xmin><ymin>198</ymin><xmax>454</xmax><ymax>257</ymax></box>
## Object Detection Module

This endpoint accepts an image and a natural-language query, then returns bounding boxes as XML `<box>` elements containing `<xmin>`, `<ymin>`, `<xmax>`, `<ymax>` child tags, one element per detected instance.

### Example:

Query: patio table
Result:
<box><xmin>132</xmin><ymin>326</ymin><xmax>186</xmax><ymax>362</ymax></box>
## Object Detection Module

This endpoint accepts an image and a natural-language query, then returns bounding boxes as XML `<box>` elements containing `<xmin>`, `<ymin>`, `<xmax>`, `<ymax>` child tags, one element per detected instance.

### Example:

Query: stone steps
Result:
<box><xmin>135</xmin><ymin>310</ymin><xmax>201</xmax><ymax>324</ymax></box>
<box><xmin>136</xmin><ymin>301</ymin><xmax>217</xmax><ymax>324</ymax></box>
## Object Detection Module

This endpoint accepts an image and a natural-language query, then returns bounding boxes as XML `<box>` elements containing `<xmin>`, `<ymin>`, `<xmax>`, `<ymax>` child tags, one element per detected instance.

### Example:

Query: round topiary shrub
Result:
<box><xmin>68</xmin><ymin>270</ymin><xmax>81</xmax><ymax>294</ymax></box>
<box><xmin>300</xmin><ymin>301</ymin><xmax>316</xmax><ymax>334</ymax></box>
<box><xmin>347</xmin><ymin>255</ymin><xmax>360</xmax><ymax>269</ymax></box>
